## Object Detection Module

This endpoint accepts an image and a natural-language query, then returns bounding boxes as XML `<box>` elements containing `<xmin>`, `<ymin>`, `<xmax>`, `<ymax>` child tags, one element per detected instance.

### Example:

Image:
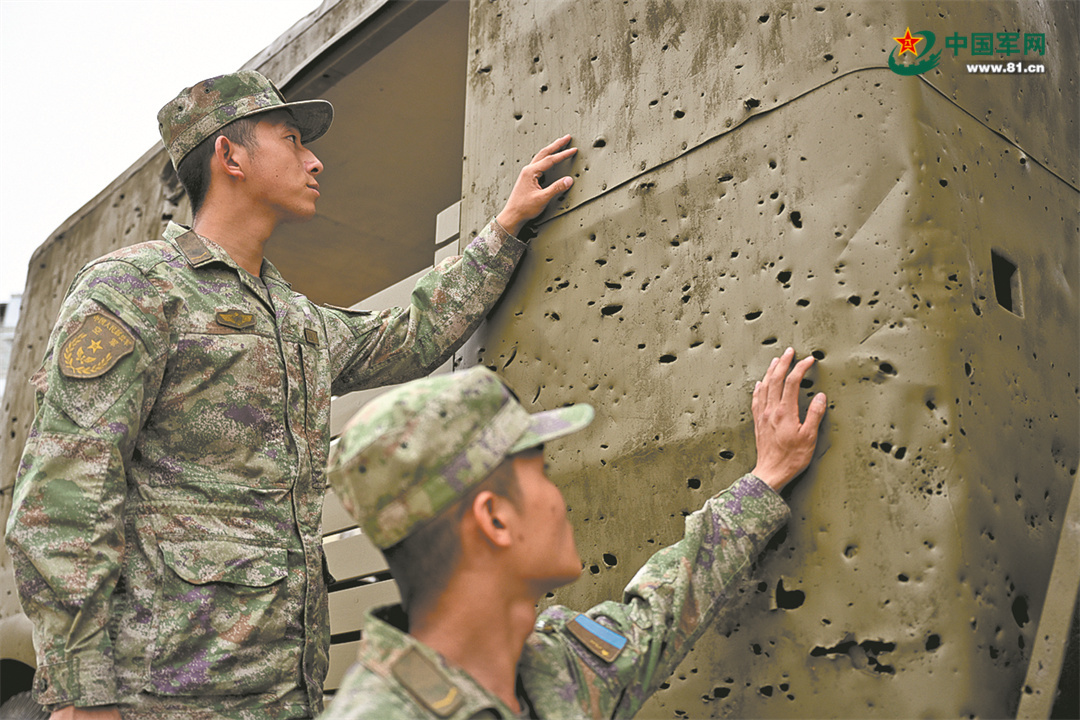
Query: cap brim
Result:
<box><xmin>248</xmin><ymin>98</ymin><xmax>334</xmax><ymax>144</ymax></box>
<box><xmin>508</xmin><ymin>403</ymin><xmax>594</xmax><ymax>454</ymax></box>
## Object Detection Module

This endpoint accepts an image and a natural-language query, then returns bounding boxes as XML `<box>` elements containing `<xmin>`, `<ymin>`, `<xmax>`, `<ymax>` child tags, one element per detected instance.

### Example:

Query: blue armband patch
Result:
<box><xmin>566</xmin><ymin>613</ymin><xmax>627</xmax><ymax>662</ymax></box>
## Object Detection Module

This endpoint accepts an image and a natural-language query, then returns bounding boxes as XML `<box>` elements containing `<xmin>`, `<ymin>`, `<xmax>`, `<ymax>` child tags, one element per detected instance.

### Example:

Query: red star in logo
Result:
<box><xmin>894</xmin><ymin>27</ymin><xmax>922</xmax><ymax>56</ymax></box>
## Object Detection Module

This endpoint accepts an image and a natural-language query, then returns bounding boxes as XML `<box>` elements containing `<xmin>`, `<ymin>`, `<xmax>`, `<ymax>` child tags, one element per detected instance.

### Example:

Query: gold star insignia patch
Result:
<box><xmin>59</xmin><ymin>312</ymin><xmax>136</xmax><ymax>379</ymax></box>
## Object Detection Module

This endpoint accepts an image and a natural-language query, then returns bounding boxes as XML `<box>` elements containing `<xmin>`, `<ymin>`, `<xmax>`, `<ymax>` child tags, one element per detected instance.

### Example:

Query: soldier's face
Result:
<box><xmin>508</xmin><ymin>452</ymin><xmax>582</xmax><ymax>593</ymax></box>
<box><xmin>244</xmin><ymin>112</ymin><xmax>324</xmax><ymax>223</ymax></box>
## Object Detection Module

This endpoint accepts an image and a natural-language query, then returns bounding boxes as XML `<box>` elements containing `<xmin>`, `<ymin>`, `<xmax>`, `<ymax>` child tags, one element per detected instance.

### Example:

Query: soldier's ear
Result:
<box><xmin>213</xmin><ymin>135</ymin><xmax>246</xmax><ymax>180</ymax></box>
<box><xmin>471</xmin><ymin>491</ymin><xmax>514</xmax><ymax>548</ymax></box>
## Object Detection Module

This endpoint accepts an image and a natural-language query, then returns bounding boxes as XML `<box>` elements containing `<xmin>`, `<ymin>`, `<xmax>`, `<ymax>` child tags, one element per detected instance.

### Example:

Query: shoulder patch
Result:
<box><xmin>59</xmin><ymin>312</ymin><xmax>136</xmax><ymax>379</ymax></box>
<box><xmin>566</xmin><ymin>613</ymin><xmax>627</xmax><ymax>663</ymax></box>
<box><xmin>391</xmin><ymin>646</ymin><xmax>463</xmax><ymax>717</ymax></box>
<box><xmin>175</xmin><ymin>230</ymin><xmax>213</xmax><ymax>265</ymax></box>
<box><xmin>216</xmin><ymin>309</ymin><xmax>256</xmax><ymax>330</ymax></box>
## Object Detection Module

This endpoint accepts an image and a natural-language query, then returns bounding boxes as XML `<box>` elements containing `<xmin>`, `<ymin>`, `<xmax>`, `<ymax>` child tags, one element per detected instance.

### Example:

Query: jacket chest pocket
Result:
<box><xmin>149</xmin><ymin>539</ymin><xmax>291</xmax><ymax>696</ymax></box>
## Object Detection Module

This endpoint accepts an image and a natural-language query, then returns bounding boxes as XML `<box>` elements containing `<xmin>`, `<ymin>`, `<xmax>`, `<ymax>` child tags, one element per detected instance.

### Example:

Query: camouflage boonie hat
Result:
<box><xmin>158</xmin><ymin>70</ymin><xmax>333</xmax><ymax>170</ymax></box>
<box><xmin>327</xmin><ymin>367</ymin><xmax>594</xmax><ymax>549</ymax></box>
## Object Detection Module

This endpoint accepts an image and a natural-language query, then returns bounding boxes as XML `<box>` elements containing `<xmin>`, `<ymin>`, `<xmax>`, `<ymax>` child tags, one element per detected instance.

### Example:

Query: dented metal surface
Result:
<box><xmin>461</xmin><ymin>1</ymin><xmax>1078</xmax><ymax>716</ymax></box>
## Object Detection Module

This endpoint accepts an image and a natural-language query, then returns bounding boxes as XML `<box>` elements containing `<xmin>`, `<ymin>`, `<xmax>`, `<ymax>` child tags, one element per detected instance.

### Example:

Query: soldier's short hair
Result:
<box><xmin>382</xmin><ymin>450</ymin><xmax>529</xmax><ymax>616</ymax></box>
<box><xmin>176</xmin><ymin>116</ymin><xmax>260</xmax><ymax>216</ymax></box>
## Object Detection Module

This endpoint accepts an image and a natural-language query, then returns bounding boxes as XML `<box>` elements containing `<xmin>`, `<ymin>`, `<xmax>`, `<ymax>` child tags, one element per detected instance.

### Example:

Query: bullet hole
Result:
<box><xmin>879</xmin><ymin>362</ymin><xmax>897</xmax><ymax>375</ymax></box>
<box><xmin>687</xmin><ymin>478</ymin><xmax>701</xmax><ymax>489</ymax></box>
<box><xmin>546</xmin><ymin>312</ymin><xmax>561</xmax><ymax>321</ymax></box>
<box><xmin>540</xmin><ymin>84</ymin><xmax>548</xmax><ymax>92</ymax></box>
<box><xmin>811</xmin><ymin>638</ymin><xmax>896</xmax><ymax>674</ymax></box>
<box><xmin>589</xmin><ymin>564</ymin><xmax>600</xmax><ymax>575</ymax></box>
<box><xmin>1012</xmin><ymin>596</ymin><xmax>1029</xmax><ymax>627</ymax></box>
<box><xmin>800</xmin><ymin>378</ymin><xmax>814</xmax><ymax>389</ymax></box>
<box><xmin>812</xmin><ymin>350</ymin><xmax>825</xmax><ymax>360</ymax></box>
<box><xmin>719</xmin><ymin>450</ymin><xmax>735</xmax><ymax>460</ymax></box>
<box><xmin>745</xmin><ymin>97</ymin><xmax>761</xmax><ymax>110</ymax></box>
<box><xmin>762</xmin><ymin>337</ymin><xmax>778</xmax><ymax>345</ymax></box>
<box><xmin>925</xmin><ymin>634</ymin><xmax>941</xmax><ymax>651</ymax></box>
<box><xmin>926</xmin><ymin>399</ymin><xmax>936</xmax><ymax>410</ymax></box>
<box><xmin>659</xmin><ymin>354</ymin><xmax>678</xmax><ymax>364</ymax></box>
<box><xmin>894</xmin><ymin>446</ymin><xmax>907</xmax><ymax>460</ymax></box>
<box><xmin>964</xmin><ymin>362</ymin><xmax>973</xmax><ymax>377</ymax></box>
<box><xmin>991</xmin><ymin>249</ymin><xmax>1023</xmax><ymax>316</ymax></box>
<box><xmin>844</xmin><ymin>544</ymin><xmax>858</xmax><ymax>558</ymax></box>
<box><xmin>789</xmin><ymin>211</ymin><xmax>803</xmax><ymax>228</ymax></box>
<box><xmin>717</xmin><ymin>173</ymin><xmax>734</xmax><ymax>183</ymax></box>
<box><xmin>796</xmin><ymin>298</ymin><xmax>810</xmax><ymax>307</ymax></box>
<box><xmin>477</xmin><ymin>65</ymin><xmax>492</xmax><ymax>73</ymax></box>
<box><xmin>595</xmin><ymin>258</ymin><xmax>607</xmax><ymax>266</ymax></box>
<box><xmin>593</xmin><ymin>138</ymin><xmax>607</xmax><ymax>148</ymax></box>
<box><xmin>848</xmin><ymin>295</ymin><xmax>862</xmax><ymax>306</ymax></box>
<box><xmin>605</xmin><ymin>281</ymin><xmax>622</xmax><ymax>289</ymax></box>
<box><xmin>603</xmin><ymin>553</ymin><xmax>618</xmax><ymax>567</ymax></box>
<box><xmin>777</xmin><ymin>270</ymin><xmax>792</xmax><ymax>283</ymax></box>
<box><xmin>815</xmin><ymin>6</ymin><xmax>826</xmax><ymax>11</ymax></box>
<box><xmin>601</xmin><ymin>304</ymin><xmax>623</xmax><ymax>316</ymax></box>
<box><xmin>674</xmin><ymin>109</ymin><xmax>685</xmax><ymax>119</ymax></box>
<box><xmin>769</xmin><ymin>160</ymin><xmax>778</xmax><ymax>169</ymax></box>
<box><xmin>760</xmin><ymin>685</ymin><xmax>774</xmax><ymax>697</ymax></box>
<box><xmin>712</xmin><ymin>687</ymin><xmax>730</xmax><ymax>699</ymax></box>
<box><xmin>752</xmin><ymin>643</ymin><xmax>763</xmax><ymax>655</ymax></box>
<box><xmin>513</xmin><ymin>112</ymin><xmax>522</xmax><ymax>121</ymax></box>
<box><xmin>824</xmin><ymin>53</ymin><xmax>833</xmax><ymax>60</ymax></box>
<box><xmin>898</xmin><ymin>573</ymin><xmax>909</xmax><ymax>582</ymax></box>
<box><xmin>939</xmin><ymin>179</ymin><xmax>949</xmax><ymax>187</ymax></box>
<box><xmin>758</xmin><ymin>13</ymin><xmax>770</xmax><ymax>22</ymax></box>
<box><xmin>745</xmin><ymin>310</ymin><xmax>762</xmax><ymax>321</ymax></box>
<box><xmin>776</xmin><ymin>579</ymin><xmax>806</xmax><ymax>609</ymax></box>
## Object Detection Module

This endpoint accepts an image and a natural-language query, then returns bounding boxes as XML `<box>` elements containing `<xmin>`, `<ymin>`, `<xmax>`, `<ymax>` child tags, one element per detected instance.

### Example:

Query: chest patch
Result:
<box><xmin>216</xmin><ymin>309</ymin><xmax>256</xmax><ymax>330</ymax></box>
<box><xmin>59</xmin><ymin>312</ymin><xmax>135</xmax><ymax>379</ymax></box>
<box><xmin>566</xmin><ymin>613</ymin><xmax>627</xmax><ymax>663</ymax></box>
<box><xmin>391</xmin><ymin>646</ymin><xmax>463</xmax><ymax>717</ymax></box>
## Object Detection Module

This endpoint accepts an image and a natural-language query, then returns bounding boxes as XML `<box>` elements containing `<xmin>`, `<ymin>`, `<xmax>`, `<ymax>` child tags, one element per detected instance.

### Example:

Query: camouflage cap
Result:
<box><xmin>158</xmin><ymin>70</ymin><xmax>333</xmax><ymax>170</ymax></box>
<box><xmin>327</xmin><ymin>367</ymin><xmax>594</xmax><ymax>549</ymax></box>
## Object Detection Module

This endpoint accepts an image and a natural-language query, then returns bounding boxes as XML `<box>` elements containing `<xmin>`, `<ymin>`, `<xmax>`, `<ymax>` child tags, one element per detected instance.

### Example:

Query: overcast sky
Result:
<box><xmin>0</xmin><ymin>0</ymin><xmax>323</xmax><ymax>302</ymax></box>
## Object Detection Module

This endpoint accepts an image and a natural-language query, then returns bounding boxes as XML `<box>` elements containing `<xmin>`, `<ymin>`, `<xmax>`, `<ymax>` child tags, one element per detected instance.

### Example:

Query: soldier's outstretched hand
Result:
<box><xmin>496</xmin><ymin>135</ymin><xmax>577</xmax><ymax>237</ymax></box>
<box><xmin>750</xmin><ymin>348</ymin><xmax>827</xmax><ymax>492</ymax></box>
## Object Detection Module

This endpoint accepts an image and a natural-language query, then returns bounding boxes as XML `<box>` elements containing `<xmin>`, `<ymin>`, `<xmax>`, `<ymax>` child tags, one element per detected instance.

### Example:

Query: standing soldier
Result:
<box><xmin>322</xmin><ymin>348</ymin><xmax>827</xmax><ymax>717</ymax></box>
<box><xmin>5</xmin><ymin>70</ymin><xmax>576</xmax><ymax>720</ymax></box>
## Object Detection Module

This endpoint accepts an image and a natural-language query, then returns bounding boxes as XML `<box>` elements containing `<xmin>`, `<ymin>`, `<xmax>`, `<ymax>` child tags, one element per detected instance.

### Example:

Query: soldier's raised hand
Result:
<box><xmin>750</xmin><ymin>348</ymin><xmax>827</xmax><ymax>491</ymax></box>
<box><xmin>496</xmin><ymin>135</ymin><xmax>577</xmax><ymax>237</ymax></box>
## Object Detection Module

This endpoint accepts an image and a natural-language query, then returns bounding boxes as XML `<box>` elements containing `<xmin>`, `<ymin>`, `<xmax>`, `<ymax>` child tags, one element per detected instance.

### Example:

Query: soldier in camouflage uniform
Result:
<box><xmin>322</xmin><ymin>348</ymin><xmax>827</xmax><ymax>718</ymax></box>
<box><xmin>5</xmin><ymin>70</ymin><xmax>577</xmax><ymax>720</ymax></box>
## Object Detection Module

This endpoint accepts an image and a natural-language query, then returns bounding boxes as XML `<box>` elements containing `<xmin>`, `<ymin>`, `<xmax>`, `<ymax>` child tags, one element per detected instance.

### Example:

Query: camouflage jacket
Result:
<box><xmin>322</xmin><ymin>474</ymin><xmax>789</xmax><ymax>719</ymax></box>
<box><xmin>5</xmin><ymin>218</ymin><xmax>525</xmax><ymax>718</ymax></box>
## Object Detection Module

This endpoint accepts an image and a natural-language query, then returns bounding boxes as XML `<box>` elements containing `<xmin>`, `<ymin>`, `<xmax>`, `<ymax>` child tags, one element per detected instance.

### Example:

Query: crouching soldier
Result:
<box><xmin>323</xmin><ymin>348</ymin><xmax>826</xmax><ymax>718</ymax></box>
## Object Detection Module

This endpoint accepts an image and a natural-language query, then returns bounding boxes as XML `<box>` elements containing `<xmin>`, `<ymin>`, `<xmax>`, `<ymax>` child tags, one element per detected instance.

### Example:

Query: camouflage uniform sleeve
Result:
<box><xmin>561</xmin><ymin>473</ymin><xmax>789</xmax><ymax>717</ymax></box>
<box><xmin>324</xmin><ymin>218</ymin><xmax>526</xmax><ymax>394</ymax></box>
<box><xmin>4</xmin><ymin>260</ymin><xmax>167</xmax><ymax>710</ymax></box>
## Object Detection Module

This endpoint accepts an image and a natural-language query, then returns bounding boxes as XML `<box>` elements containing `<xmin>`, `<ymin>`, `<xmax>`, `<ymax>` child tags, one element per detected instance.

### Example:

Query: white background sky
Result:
<box><xmin>0</xmin><ymin>0</ymin><xmax>323</xmax><ymax>302</ymax></box>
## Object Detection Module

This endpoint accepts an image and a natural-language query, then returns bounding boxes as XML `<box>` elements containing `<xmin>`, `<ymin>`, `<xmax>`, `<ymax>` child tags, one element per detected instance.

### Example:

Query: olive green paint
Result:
<box><xmin>460</xmin><ymin>1</ymin><xmax>1078</xmax><ymax>716</ymax></box>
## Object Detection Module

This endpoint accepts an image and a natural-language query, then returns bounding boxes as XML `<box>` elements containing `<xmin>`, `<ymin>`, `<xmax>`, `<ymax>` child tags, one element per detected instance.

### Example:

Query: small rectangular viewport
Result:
<box><xmin>991</xmin><ymin>249</ymin><xmax>1023</xmax><ymax>317</ymax></box>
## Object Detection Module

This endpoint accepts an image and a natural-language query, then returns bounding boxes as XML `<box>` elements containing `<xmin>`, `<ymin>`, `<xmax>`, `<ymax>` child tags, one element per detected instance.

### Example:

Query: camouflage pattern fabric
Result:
<box><xmin>327</xmin><ymin>366</ymin><xmax>594</xmax><ymax>549</ymax></box>
<box><xmin>322</xmin><ymin>474</ymin><xmax>790</xmax><ymax>719</ymax></box>
<box><xmin>157</xmin><ymin>70</ymin><xmax>333</xmax><ymax>171</ymax></box>
<box><xmin>4</xmin><ymin>217</ymin><xmax>524</xmax><ymax>718</ymax></box>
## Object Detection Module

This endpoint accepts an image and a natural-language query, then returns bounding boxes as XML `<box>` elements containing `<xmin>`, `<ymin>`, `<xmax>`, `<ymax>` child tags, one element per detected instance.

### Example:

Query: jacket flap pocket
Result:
<box><xmin>160</xmin><ymin>540</ymin><xmax>287</xmax><ymax>587</ymax></box>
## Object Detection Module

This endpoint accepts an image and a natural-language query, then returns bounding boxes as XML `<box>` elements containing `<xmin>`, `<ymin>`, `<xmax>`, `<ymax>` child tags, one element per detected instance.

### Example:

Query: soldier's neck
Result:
<box><xmin>192</xmin><ymin>201</ymin><xmax>274</xmax><ymax>277</ymax></box>
<box><xmin>410</xmin><ymin>573</ymin><xmax>537</xmax><ymax>713</ymax></box>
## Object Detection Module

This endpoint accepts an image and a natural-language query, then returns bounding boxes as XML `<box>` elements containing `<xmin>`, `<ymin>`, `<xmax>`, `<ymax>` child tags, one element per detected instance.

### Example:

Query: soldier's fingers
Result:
<box><xmin>532</xmin><ymin>147</ymin><xmax>578</xmax><ymax>174</ymax></box>
<box><xmin>801</xmin><ymin>393</ymin><xmax>828</xmax><ymax>433</ymax></box>
<box><xmin>532</xmin><ymin>135</ymin><xmax>574</xmax><ymax>163</ymax></box>
<box><xmin>782</xmin><ymin>356</ymin><xmax>815</xmax><ymax>407</ymax></box>
<box><xmin>757</xmin><ymin>356</ymin><xmax>779</xmax><ymax>406</ymax></box>
<box><xmin>541</xmin><ymin>176</ymin><xmax>574</xmax><ymax>200</ymax></box>
<box><xmin>765</xmin><ymin>349</ymin><xmax>794</xmax><ymax>403</ymax></box>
